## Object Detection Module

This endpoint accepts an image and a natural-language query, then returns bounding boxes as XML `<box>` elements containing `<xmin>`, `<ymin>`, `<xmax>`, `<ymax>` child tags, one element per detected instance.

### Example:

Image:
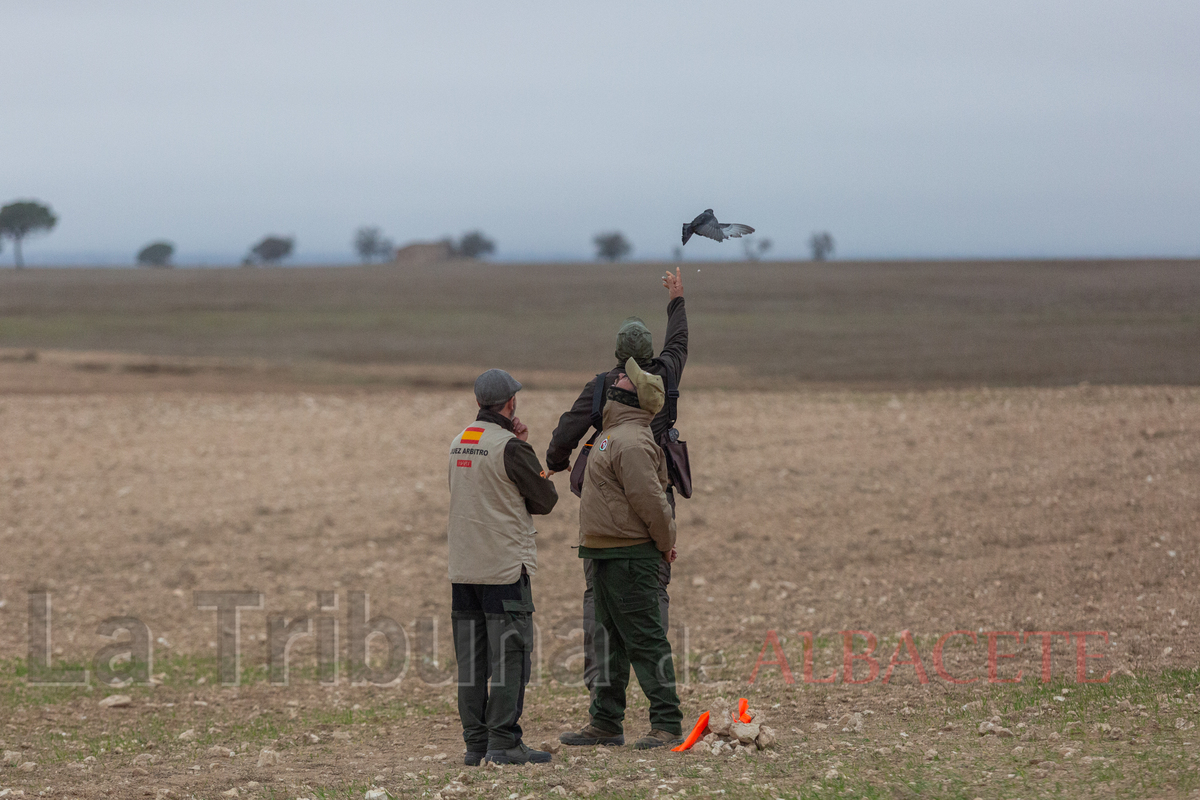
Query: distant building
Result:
<box><xmin>392</xmin><ymin>240</ymin><xmax>454</xmax><ymax>265</ymax></box>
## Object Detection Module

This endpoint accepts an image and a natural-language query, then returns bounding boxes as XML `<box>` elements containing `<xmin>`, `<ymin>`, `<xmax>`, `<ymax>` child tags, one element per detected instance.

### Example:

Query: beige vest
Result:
<box><xmin>447</xmin><ymin>421</ymin><xmax>538</xmax><ymax>584</ymax></box>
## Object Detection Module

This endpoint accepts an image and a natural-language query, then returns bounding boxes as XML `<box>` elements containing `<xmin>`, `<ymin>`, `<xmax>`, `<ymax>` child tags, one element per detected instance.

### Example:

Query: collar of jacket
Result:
<box><xmin>475</xmin><ymin>407</ymin><xmax>515</xmax><ymax>432</ymax></box>
<box><xmin>613</xmin><ymin>357</ymin><xmax>655</xmax><ymax>371</ymax></box>
<box><xmin>602</xmin><ymin>398</ymin><xmax>654</xmax><ymax>429</ymax></box>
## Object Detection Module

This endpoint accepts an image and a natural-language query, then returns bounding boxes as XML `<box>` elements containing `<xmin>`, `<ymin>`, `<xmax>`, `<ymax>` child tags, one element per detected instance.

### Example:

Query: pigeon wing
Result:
<box><xmin>693</xmin><ymin>218</ymin><xmax>729</xmax><ymax>242</ymax></box>
<box><xmin>718</xmin><ymin>223</ymin><xmax>755</xmax><ymax>239</ymax></box>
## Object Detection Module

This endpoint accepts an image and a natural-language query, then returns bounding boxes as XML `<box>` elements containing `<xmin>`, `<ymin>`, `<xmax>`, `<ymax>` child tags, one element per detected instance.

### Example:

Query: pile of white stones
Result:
<box><xmin>691</xmin><ymin>698</ymin><xmax>777</xmax><ymax>756</ymax></box>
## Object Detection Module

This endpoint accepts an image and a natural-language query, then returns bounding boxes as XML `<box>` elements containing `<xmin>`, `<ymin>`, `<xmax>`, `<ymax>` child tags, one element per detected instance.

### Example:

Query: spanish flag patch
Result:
<box><xmin>460</xmin><ymin>427</ymin><xmax>485</xmax><ymax>445</ymax></box>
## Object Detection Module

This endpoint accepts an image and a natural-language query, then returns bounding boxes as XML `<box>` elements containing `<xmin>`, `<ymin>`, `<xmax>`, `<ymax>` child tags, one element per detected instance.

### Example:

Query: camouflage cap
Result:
<box><xmin>615</xmin><ymin>317</ymin><xmax>653</xmax><ymax>363</ymax></box>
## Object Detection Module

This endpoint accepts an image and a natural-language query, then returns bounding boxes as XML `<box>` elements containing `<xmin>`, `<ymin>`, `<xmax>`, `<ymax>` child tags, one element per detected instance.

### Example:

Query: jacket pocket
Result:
<box><xmin>596</xmin><ymin>478</ymin><xmax>633</xmax><ymax>533</ymax></box>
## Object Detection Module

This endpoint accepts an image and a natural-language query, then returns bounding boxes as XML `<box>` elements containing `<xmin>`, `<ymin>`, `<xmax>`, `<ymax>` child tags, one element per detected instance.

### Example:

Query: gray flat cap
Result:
<box><xmin>474</xmin><ymin>368</ymin><xmax>522</xmax><ymax>405</ymax></box>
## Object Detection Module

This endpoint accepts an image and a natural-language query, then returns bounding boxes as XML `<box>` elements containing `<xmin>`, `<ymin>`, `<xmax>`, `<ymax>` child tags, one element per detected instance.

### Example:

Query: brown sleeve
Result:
<box><xmin>613</xmin><ymin>437</ymin><xmax>676</xmax><ymax>552</ymax></box>
<box><xmin>504</xmin><ymin>439</ymin><xmax>559</xmax><ymax>515</ymax></box>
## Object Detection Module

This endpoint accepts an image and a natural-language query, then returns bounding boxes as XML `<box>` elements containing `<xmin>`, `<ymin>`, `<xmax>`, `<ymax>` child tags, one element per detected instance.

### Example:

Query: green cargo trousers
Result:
<box><xmin>589</xmin><ymin>556</ymin><xmax>683</xmax><ymax>736</ymax></box>
<box><xmin>451</xmin><ymin>573</ymin><xmax>534</xmax><ymax>752</ymax></box>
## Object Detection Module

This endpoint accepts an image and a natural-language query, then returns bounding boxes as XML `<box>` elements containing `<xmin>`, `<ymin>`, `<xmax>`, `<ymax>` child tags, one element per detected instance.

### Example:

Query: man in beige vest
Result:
<box><xmin>448</xmin><ymin>369</ymin><xmax>558</xmax><ymax>766</ymax></box>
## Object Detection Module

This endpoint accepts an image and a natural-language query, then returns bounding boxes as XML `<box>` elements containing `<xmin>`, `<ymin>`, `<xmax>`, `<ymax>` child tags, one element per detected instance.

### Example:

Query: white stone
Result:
<box><xmin>755</xmin><ymin>726</ymin><xmax>777</xmax><ymax>750</ymax></box>
<box><xmin>177</xmin><ymin>729</ymin><xmax>196</xmax><ymax>742</ymax></box>
<box><xmin>708</xmin><ymin>703</ymin><xmax>732</xmax><ymax>736</ymax></box>
<box><xmin>256</xmin><ymin>749</ymin><xmax>281</xmax><ymax>768</ymax></box>
<box><xmin>98</xmin><ymin>694</ymin><xmax>133</xmax><ymax>708</ymax></box>
<box><xmin>730</xmin><ymin>721</ymin><xmax>761</xmax><ymax>744</ymax></box>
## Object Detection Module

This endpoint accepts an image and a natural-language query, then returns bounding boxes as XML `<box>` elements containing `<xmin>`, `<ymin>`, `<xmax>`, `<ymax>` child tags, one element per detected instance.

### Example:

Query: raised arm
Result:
<box><xmin>658</xmin><ymin>267</ymin><xmax>688</xmax><ymax>382</ymax></box>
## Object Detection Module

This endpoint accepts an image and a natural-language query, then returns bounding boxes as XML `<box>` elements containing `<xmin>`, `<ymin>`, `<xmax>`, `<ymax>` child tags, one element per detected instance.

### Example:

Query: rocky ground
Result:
<box><xmin>1</xmin><ymin>360</ymin><xmax>1198</xmax><ymax>797</ymax></box>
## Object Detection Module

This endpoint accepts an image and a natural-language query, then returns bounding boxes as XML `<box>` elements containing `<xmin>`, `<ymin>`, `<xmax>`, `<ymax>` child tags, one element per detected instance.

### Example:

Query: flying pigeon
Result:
<box><xmin>681</xmin><ymin>209</ymin><xmax>755</xmax><ymax>245</ymax></box>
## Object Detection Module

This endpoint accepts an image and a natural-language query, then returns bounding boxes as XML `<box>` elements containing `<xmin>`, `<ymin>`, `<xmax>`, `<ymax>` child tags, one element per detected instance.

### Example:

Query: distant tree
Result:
<box><xmin>594</xmin><ymin>232</ymin><xmax>632</xmax><ymax>262</ymax></box>
<box><xmin>354</xmin><ymin>226</ymin><xmax>395</xmax><ymax>263</ymax></box>
<box><xmin>246</xmin><ymin>235</ymin><xmax>294</xmax><ymax>265</ymax></box>
<box><xmin>137</xmin><ymin>241</ymin><xmax>175</xmax><ymax>268</ymax></box>
<box><xmin>455</xmin><ymin>230</ymin><xmax>496</xmax><ymax>259</ymax></box>
<box><xmin>0</xmin><ymin>200</ymin><xmax>58</xmax><ymax>269</ymax></box>
<box><xmin>671</xmin><ymin>246</ymin><xmax>683</xmax><ymax>261</ymax></box>
<box><xmin>809</xmin><ymin>231</ymin><xmax>835</xmax><ymax>262</ymax></box>
<box><xmin>743</xmin><ymin>237</ymin><xmax>773</xmax><ymax>262</ymax></box>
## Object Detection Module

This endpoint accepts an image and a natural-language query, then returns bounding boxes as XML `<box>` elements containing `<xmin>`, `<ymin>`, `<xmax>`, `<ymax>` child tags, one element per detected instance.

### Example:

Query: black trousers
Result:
<box><xmin>451</xmin><ymin>572</ymin><xmax>534</xmax><ymax>752</ymax></box>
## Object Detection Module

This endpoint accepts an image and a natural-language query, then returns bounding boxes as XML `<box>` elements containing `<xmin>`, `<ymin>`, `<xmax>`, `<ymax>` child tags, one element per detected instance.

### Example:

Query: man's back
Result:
<box><xmin>447</xmin><ymin>420</ymin><xmax>538</xmax><ymax>585</ymax></box>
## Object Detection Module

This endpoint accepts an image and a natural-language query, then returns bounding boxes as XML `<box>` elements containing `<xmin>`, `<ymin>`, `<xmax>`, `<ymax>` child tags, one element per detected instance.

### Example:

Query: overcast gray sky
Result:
<box><xmin>2</xmin><ymin>1</ymin><xmax>1198</xmax><ymax>264</ymax></box>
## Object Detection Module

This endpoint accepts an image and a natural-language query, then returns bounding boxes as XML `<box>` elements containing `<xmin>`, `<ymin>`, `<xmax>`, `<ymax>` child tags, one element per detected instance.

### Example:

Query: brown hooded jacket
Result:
<box><xmin>577</xmin><ymin>400</ymin><xmax>676</xmax><ymax>554</ymax></box>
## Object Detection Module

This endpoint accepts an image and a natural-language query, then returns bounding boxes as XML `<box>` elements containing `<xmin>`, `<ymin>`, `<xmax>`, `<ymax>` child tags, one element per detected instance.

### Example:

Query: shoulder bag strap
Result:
<box><xmin>589</xmin><ymin>371</ymin><xmax>607</xmax><ymax>430</ymax></box>
<box><xmin>664</xmin><ymin>368</ymin><xmax>679</xmax><ymax>428</ymax></box>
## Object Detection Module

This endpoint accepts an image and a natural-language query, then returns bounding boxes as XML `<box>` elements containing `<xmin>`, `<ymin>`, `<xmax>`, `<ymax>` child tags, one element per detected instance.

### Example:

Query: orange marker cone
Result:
<box><xmin>672</xmin><ymin>711</ymin><xmax>710</xmax><ymax>752</ymax></box>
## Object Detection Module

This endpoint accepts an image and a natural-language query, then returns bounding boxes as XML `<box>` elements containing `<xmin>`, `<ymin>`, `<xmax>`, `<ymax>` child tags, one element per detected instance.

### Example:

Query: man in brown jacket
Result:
<box><xmin>560</xmin><ymin>359</ymin><xmax>684</xmax><ymax>750</ymax></box>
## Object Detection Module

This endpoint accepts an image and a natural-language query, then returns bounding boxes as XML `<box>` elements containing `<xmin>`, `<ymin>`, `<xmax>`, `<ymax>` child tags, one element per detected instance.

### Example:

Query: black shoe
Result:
<box><xmin>559</xmin><ymin>723</ymin><xmax>625</xmax><ymax>747</ymax></box>
<box><xmin>464</xmin><ymin>750</ymin><xmax>486</xmax><ymax>766</ymax></box>
<box><xmin>633</xmin><ymin>729</ymin><xmax>684</xmax><ymax>750</ymax></box>
<box><xmin>482</xmin><ymin>742</ymin><xmax>552</xmax><ymax>765</ymax></box>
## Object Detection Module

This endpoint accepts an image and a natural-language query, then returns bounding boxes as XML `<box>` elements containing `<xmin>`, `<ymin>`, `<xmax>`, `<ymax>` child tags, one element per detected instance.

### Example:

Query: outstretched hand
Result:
<box><xmin>663</xmin><ymin>267</ymin><xmax>683</xmax><ymax>300</ymax></box>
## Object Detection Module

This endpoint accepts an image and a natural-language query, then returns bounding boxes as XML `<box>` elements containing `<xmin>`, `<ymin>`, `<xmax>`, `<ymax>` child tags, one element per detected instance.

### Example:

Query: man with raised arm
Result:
<box><xmin>545</xmin><ymin>268</ymin><xmax>687</xmax><ymax>695</ymax></box>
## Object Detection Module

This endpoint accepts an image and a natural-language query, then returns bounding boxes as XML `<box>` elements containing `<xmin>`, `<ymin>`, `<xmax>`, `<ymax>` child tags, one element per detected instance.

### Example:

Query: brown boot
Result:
<box><xmin>559</xmin><ymin>723</ymin><xmax>624</xmax><ymax>747</ymax></box>
<box><xmin>633</xmin><ymin>729</ymin><xmax>684</xmax><ymax>750</ymax></box>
